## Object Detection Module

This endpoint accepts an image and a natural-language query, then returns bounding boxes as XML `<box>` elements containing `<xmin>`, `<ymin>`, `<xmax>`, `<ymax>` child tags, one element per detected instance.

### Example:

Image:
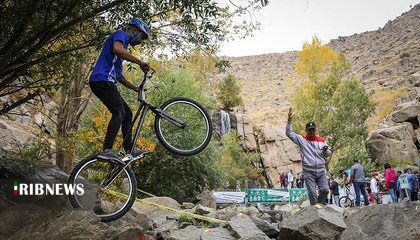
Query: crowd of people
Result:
<box><xmin>278</xmin><ymin>162</ymin><xmax>420</xmax><ymax>207</ymax></box>
<box><xmin>283</xmin><ymin>109</ymin><xmax>419</xmax><ymax>207</ymax></box>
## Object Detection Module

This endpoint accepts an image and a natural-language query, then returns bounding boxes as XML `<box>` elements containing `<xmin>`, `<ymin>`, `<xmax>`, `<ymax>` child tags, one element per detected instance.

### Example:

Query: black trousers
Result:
<box><xmin>89</xmin><ymin>81</ymin><xmax>133</xmax><ymax>151</ymax></box>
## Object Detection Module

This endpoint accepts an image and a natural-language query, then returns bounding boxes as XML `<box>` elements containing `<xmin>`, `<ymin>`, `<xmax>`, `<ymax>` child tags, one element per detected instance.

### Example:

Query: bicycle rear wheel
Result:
<box><xmin>68</xmin><ymin>155</ymin><xmax>136</xmax><ymax>222</ymax></box>
<box><xmin>154</xmin><ymin>97</ymin><xmax>212</xmax><ymax>156</ymax></box>
<box><xmin>339</xmin><ymin>196</ymin><xmax>353</xmax><ymax>208</ymax></box>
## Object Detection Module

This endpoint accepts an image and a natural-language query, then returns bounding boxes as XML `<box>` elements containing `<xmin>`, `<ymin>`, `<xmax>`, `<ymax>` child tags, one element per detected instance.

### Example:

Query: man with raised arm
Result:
<box><xmin>285</xmin><ymin>107</ymin><xmax>332</xmax><ymax>206</ymax></box>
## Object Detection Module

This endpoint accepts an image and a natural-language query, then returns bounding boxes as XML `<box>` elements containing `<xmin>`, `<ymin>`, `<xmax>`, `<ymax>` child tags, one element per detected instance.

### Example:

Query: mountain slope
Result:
<box><xmin>214</xmin><ymin>4</ymin><xmax>420</xmax><ymax>128</ymax></box>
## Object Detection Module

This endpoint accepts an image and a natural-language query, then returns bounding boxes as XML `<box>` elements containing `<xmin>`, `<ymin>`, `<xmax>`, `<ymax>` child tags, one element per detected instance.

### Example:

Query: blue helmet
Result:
<box><xmin>128</xmin><ymin>19</ymin><xmax>150</xmax><ymax>41</ymax></box>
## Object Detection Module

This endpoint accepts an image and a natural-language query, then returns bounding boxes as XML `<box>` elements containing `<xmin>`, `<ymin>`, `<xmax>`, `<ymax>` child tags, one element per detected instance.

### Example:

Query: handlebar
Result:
<box><xmin>137</xmin><ymin>69</ymin><xmax>156</xmax><ymax>101</ymax></box>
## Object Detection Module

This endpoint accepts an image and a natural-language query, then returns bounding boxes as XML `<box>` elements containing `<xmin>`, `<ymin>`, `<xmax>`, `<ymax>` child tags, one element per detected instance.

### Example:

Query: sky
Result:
<box><xmin>218</xmin><ymin>0</ymin><xmax>419</xmax><ymax>57</ymax></box>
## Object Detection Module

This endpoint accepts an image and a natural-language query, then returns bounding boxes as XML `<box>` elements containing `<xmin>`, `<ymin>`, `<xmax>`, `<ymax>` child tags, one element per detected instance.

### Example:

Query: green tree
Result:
<box><xmin>217</xmin><ymin>74</ymin><xmax>243</xmax><ymax>111</ymax></box>
<box><xmin>216</xmin><ymin>131</ymin><xmax>259</xmax><ymax>190</ymax></box>
<box><xmin>0</xmin><ymin>0</ymin><xmax>269</xmax><ymax>115</ymax></box>
<box><xmin>289</xmin><ymin>37</ymin><xmax>375</xmax><ymax>170</ymax></box>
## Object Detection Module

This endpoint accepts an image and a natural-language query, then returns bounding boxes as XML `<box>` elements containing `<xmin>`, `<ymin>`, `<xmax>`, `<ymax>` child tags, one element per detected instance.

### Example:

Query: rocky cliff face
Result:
<box><xmin>211</xmin><ymin>4</ymin><xmax>420</xmax><ymax>186</ymax></box>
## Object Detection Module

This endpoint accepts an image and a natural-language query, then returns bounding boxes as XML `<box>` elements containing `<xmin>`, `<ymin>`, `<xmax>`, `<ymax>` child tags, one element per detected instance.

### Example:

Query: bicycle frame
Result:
<box><xmin>122</xmin><ymin>72</ymin><xmax>186</xmax><ymax>160</ymax></box>
<box><xmin>102</xmin><ymin>72</ymin><xmax>188</xmax><ymax>187</ymax></box>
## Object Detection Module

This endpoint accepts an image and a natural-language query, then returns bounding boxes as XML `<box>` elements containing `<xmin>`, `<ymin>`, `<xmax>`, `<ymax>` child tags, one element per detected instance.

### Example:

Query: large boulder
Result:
<box><xmin>9</xmin><ymin>210</ymin><xmax>118</xmax><ymax>240</ymax></box>
<box><xmin>366</xmin><ymin>124</ymin><xmax>418</xmax><ymax>163</ymax></box>
<box><xmin>226</xmin><ymin>213</ymin><xmax>270</xmax><ymax>239</ymax></box>
<box><xmin>279</xmin><ymin>206</ymin><xmax>346</xmax><ymax>240</ymax></box>
<box><xmin>341</xmin><ymin>201</ymin><xmax>420</xmax><ymax>240</ymax></box>
<box><xmin>258</xmin><ymin>126</ymin><xmax>302</xmax><ymax>187</ymax></box>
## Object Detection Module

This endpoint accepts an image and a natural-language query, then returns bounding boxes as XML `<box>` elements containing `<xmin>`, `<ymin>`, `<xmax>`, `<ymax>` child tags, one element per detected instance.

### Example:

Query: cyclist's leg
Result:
<box><xmin>121</xmin><ymin>98</ymin><xmax>133</xmax><ymax>152</ymax></box>
<box><xmin>90</xmin><ymin>81</ymin><xmax>126</xmax><ymax>151</ymax></box>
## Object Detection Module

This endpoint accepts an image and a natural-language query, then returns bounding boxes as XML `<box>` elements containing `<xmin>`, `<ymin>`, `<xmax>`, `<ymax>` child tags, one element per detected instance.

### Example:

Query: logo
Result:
<box><xmin>13</xmin><ymin>181</ymin><xmax>84</xmax><ymax>196</ymax></box>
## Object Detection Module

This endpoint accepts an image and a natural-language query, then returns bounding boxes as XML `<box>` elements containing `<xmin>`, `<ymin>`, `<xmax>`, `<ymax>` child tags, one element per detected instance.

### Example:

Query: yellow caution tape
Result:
<box><xmin>137</xmin><ymin>189</ymin><xmax>156</xmax><ymax>197</ymax></box>
<box><xmin>108</xmin><ymin>190</ymin><xmax>226</xmax><ymax>224</ymax></box>
<box><xmin>135</xmin><ymin>198</ymin><xmax>226</xmax><ymax>224</ymax></box>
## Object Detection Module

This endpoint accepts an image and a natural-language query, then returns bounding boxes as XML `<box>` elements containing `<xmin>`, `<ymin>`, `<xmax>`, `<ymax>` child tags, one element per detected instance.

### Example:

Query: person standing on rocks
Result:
<box><xmin>285</xmin><ymin>107</ymin><xmax>331</xmax><ymax>206</ymax></box>
<box><xmin>384</xmin><ymin>163</ymin><xmax>398</xmax><ymax>203</ymax></box>
<box><xmin>350</xmin><ymin>158</ymin><xmax>369</xmax><ymax>206</ymax></box>
<box><xmin>288</xmin><ymin>170</ymin><xmax>294</xmax><ymax>188</ymax></box>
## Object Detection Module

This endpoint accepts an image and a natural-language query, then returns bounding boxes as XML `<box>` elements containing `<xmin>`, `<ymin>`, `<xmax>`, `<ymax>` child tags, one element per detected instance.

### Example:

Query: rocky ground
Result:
<box><xmin>0</xmin><ymin>161</ymin><xmax>419</xmax><ymax>240</ymax></box>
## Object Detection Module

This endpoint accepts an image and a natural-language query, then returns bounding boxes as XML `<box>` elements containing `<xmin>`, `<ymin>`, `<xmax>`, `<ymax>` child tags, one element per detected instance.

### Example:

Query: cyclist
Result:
<box><xmin>89</xmin><ymin>19</ymin><xmax>151</xmax><ymax>159</ymax></box>
<box><xmin>340</xmin><ymin>167</ymin><xmax>352</xmax><ymax>186</ymax></box>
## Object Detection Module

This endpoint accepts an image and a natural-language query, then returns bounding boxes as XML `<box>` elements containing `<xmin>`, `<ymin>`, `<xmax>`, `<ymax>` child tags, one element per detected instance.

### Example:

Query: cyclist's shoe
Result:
<box><xmin>98</xmin><ymin>150</ymin><xmax>119</xmax><ymax>160</ymax></box>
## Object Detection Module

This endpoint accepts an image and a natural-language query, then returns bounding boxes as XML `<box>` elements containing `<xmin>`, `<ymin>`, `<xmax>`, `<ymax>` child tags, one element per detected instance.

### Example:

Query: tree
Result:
<box><xmin>0</xmin><ymin>0</ymin><xmax>269</xmax><ymax>115</ymax></box>
<box><xmin>289</xmin><ymin>37</ymin><xmax>375</xmax><ymax>170</ymax></box>
<box><xmin>217</xmin><ymin>74</ymin><xmax>243</xmax><ymax>111</ymax></box>
<box><xmin>216</xmin><ymin>131</ymin><xmax>259</xmax><ymax>190</ymax></box>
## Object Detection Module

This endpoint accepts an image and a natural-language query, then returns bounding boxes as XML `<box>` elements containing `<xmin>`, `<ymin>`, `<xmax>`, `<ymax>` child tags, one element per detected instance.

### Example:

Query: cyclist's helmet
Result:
<box><xmin>371</xmin><ymin>172</ymin><xmax>379</xmax><ymax>176</ymax></box>
<box><xmin>128</xmin><ymin>19</ymin><xmax>150</xmax><ymax>42</ymax></box>
<box><xmin>339</xmin><ymin>167</ymin><xmax>345</xmax><ymax>172</ymax></box>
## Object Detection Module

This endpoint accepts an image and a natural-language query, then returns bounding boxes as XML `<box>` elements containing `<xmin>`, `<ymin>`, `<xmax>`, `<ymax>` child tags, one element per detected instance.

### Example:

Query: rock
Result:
<box><xmin>196</xmin><ymin>190</ymin><xmax>217</xmax><ymax>209</ymax></box>
<box><xmin>0</xmin><ymin>120</ymin><xmax>36</xmax><ymax>150</ymax></box>
<box><xmin>226</xmin><ymin>213</ymin><xmax>270</xmax><ymax>239</ymax></box>
<box><xmin>341</xmin><ymin>202</ymin><xmax>420</xmax><ymax>240</ymax></box>
<box><xmin>258</xmin><ymin>126</ymin><xmax>302</xmax><ymax>187</ymax></box>
<box><xmin>167</xmin><ymin>225</ymin><xmax>203</xmax><ymax>240</ymax></box>
<box><xmin>0</xmin><ymin>204</ymin><xmax>50</xmax><ymax>239</ymax></box>
<box><xmin>391</xmin><ymin>104</ymin><xmax>420</xmax><ymax>123</ymax></box>
<box><xmin>279</xmin><ymin>206</ymin><xmax>346</xmax><ymax>240</ymax></box>
<box><xmin>236</xmin><ymin>114</ymin><xmax>258</xmax><ymax>151</ymax></box>
<box><xmin>9</xmin><ymin>210</ymin><xmax>116</xmax><ymax>240</ymax></box>
<box><xmin>201</xmin><ymin>228</ymin><xmax>236</xmax><ymax>240</ymax></box>
<box><xmin>366</xmin><ymin>124</ymin><xmax>418</xmax><ymax>163</ymax></box>
<box><xmin>249</xmin><ymin>215</ymin><xmax>280</xmax><ymax>238</ymax></box>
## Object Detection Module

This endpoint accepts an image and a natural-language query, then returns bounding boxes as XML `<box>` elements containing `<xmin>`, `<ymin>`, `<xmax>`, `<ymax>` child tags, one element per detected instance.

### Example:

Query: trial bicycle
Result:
<box><xmin>339</xmin><ymin>184</ymin><xmax>372</xmax><ymax>208</ymax></box>
<box><xmin>68</xmin><ymin>71</ymin><xmax>212</xmax><ymax>222</ymax></box>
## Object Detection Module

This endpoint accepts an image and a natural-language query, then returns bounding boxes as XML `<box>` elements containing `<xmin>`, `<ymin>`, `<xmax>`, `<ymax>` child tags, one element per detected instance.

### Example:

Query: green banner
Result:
<box><xmin>247</xmin><ymin>188</ymin><xmax>308</xmax><ymax>203</ymax></box>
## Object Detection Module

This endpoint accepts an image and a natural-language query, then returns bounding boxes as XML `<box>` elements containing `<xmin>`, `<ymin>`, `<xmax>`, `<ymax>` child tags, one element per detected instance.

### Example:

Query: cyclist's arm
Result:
<box><xmin>113</xmin><ymin>41</ymin><xmax>150</xmax><ymax>72</ymax></box>
<box><xmin>119</xmin><ymin>75</ymin><xmax>139</xmax><ymax>92</ymax></box>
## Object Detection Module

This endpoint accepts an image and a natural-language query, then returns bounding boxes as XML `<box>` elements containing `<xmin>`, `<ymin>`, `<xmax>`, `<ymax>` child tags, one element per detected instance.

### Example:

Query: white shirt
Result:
<box><xmin>370</xmin><ymin>177</ymin><xmax>379</xmax><ymax>194</ymax></box>
<box><xmin>288</xmin><ymin>172</ymin><xmax>294</xmax><ymax>182</ymax></box>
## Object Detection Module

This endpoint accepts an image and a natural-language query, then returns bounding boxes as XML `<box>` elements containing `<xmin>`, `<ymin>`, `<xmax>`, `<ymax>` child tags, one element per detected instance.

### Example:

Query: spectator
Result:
<box><xmin>413</xmin><ymin>171</ymin><xmax>419</xmax><ymax>201</ymax></box>
<box><xmin>284</xmin><ymin>172</ymin><xmax>289</xmax><ymax>188</ymax></box>
<box><xmin>288</xmin><ymin>170</ymin><xmax>294</xmax><ymax>188</ymax></box>
<box><xmin>329</xmin><ymin>177</ymin><xmax>340</xmax><ymax>206</ymax></box>
<box><xmin>370</xmin><ymin>172</ymin><xmax>381</xmax><ymax>204</ymax></box>
<box><xmin>350</xmin><ymin>158</ymin><xmax>369</xmax><ymax>206</ymax></box>
<box><xmin>279</xmin><ymin>172</ymin><xmax>285</xmax><ymax>188</ymax></box>
<box><xmin>395</xmin><ymin>170</ymin><xmax>402</xmax><ymax>200</ymax></box>
<box><xmin>397</xmin><ymin>168</ymin><xmax>415</xmax><ymax>202</ymax></box>
<box><xmin>296</xmin><ymin>173</ymin><xmax>304</xmax><ymax>188</ymax></box>
<box><xmin>384</xmin><ymin>163</ymin><xmax>397</xmax><ymax>203</ymax></box>
<box><xmin>285</xmin><ymin>107</ymin><xmax>331</xmax><ymax>206</ymax></box>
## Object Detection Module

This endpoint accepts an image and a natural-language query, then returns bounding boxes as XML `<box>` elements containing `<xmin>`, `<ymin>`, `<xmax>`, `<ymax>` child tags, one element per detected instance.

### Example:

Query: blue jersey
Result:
<box><xmin>90</xmin><ymin>30</ymin><xmax>129</xmax><ymax>83</ymax></box>
<box><xmin>344</xmin><ymin>169</ymin><xmax>351</xmax><ymax>178</ymax></box>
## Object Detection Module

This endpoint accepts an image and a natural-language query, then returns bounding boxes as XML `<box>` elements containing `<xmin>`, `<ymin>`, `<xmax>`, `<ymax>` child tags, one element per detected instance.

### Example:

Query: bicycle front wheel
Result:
<box><xmin>68</xmin><ymin>155</ymin><xmax>137</xmax><ymax>222</ymax></box>
<box><xmin>154</xmin><ymin>97</ymin><xmax>212</xmax><ymax>156</ymax></box>
<box><xmin>339</xmin><ymin>196</ymin><xmax>353</xmax><ymax>208</ymax></box>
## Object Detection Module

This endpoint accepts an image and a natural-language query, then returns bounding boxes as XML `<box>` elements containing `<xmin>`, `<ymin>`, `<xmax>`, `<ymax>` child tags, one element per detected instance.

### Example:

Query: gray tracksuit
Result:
<box><xmin>286</xmin><ymin>122</ymin><xmax>332</xmax><ymax>205</ymax></box>
<box><xmin>286</xmin><ymin>122</ymin><xmax>331</xmax><ymax>172</ymax></box>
